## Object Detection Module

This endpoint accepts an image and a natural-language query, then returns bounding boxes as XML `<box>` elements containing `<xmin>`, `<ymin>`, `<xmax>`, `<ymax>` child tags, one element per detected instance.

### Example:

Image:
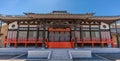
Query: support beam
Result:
<box><xmin>47</xmin><ymin>28</ymin><xmax>49</xmax><ymax>41</ymax></box>
<box><xmin>115</xmin><ymin>21</ymin><xmax>119</xmax><ymax>48</ymax></box>
<box><xmin>0</xmin><ymin>20</ymin><xmax>2</xmax><ymax>33</ymax></box>
<box><xmin>109</xmin><ymin>24</ymin><xmax>112</xmax><ymax>47</ymax></box>
<box><xmin>36</xmin><ymin>21</ymin><xmax>39</xmax><ymax>47</ymax></box>
<box><xmin>109</xmin><ymin>24</ymin><xmax>112</xmax><ymax>39</ymax></box>
<box><xmin>42</xmin><ymin>22</ymin><xmax>45</xmax><ymax>48</ymax></box>
<box><xmin>16</xmin><ymin>21</ymin><xmax>20</xmax><ymax>48</ymax></box>
<box><xmin>74</xmin><ymin>25</ymin><xmax>77</xmax><ymax>48</ymax></box>
<box><xmin>80</xmin><ymin>23</ymin><xmax>83</xmax><ymax>47</ymax></box>
<box><xmin>26</xmin><ymin>21</ymin><xmax>30</xmax><ymax>47</ymax></box>
<box><xmin>43</xmin><ymin>28</ymin><xmax>46</xmax><ymax>48</ymax></box>
<box><xmin>98</xmin><ymin>22</ymin><xmax>102</xmax><ymax>47</ymax></box>
<box><xmin>70</xmin><ymin>28</ymin><xmax>71</xmax><ymax>39</ymax></box>
<box><xmin>89</xmin><ymin>22</ymin><xmax>92</xmax><ymax>47</ymax></box>
<box><xmin>89</xmin><ymin>23</ymin><xmax>92</xmax><ymax>41</ymax></box>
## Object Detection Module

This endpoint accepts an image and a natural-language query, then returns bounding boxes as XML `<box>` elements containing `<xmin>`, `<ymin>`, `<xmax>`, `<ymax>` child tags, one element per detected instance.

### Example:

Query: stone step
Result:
<box><xmin>51</xmin><ymin>50</ymin><xmax>70</xmax><ymax>59</ymax></box>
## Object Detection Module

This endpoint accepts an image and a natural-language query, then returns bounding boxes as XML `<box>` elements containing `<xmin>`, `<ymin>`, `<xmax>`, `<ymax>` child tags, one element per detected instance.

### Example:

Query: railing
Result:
<box><xmin>4</xmin><ymin>38</ymin><xmax>17</xmax><ymax>47</ymax></box>
<box><xmin>71</xmin><ymin>38</ymin><xmax>74</xmax><ymax>48</ymax></box>
<box><xmin>45</xmin><ymin>39</ymin><xmax>74</xmax><ymax>48</ymax></box>
<box><xmin>92</xmin><ymin>38</ymin><xmax>100</xmax><ymax>43</ymax></box>
<box><xmin>76</xmin><ymin>38</ymin><xmax>116</xmax><ymax>48</ymax></box>
<box><xmin>4</xmin><ymin>38</ymin><xmax>43</xmax><ymax>48</ymax></box>
<box><xmin>4</xmin><ymin>37</ymin><xmax>116</xmax><ymax>48</ymax></box>
<box><xmin>45</xmin><ymin>38</ymin><xmax>49</xmax><ymax>48</ymax></box>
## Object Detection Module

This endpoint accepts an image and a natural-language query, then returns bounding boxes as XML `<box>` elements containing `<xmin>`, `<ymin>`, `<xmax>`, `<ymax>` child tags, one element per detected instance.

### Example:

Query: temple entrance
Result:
<box><xmin>46</xmin><ymin>28</ymin><xmax>74</xmax><ymax>48</ymax></box>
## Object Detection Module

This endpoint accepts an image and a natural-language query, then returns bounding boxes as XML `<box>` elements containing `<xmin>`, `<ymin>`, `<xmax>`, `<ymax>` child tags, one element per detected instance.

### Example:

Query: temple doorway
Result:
<box><xmin>46</xmin><ymin>28</ymin><xmax>74</xmax><ymax>48</ymax></box>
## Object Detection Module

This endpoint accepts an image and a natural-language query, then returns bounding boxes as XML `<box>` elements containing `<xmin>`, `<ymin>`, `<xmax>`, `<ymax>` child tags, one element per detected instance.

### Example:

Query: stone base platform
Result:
<box><xmin>27</xmin><ymin>51</ymin><xmax>51</xmax><ymax>59</ymax></box>
<box><xmin>69</xmin><ymin>50</ymin><xmax>92</xmax><ymax>59</ymax></box>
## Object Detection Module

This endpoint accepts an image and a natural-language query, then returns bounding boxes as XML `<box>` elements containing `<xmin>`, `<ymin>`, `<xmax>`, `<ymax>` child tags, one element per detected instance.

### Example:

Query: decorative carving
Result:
<box><xmin>25</xmin><ymin>21</ymin><xmax>28</xmax><ymax>24</ymax></box>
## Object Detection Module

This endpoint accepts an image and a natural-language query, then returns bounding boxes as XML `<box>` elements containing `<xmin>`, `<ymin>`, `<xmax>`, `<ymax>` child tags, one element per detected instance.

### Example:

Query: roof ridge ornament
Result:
<box><xmin>86</xmin><ymin>13</ymin><xmax>95</xmax><ymax>15</ymax></box>
<box><xmin>24</xmin><ymin>12</ymin><xmax>36</xmax><ymax>15</ymax></box>
<box><xmin>50</xmin><ymin>11</ymin><xmax>69</xmax><ymax>14</ymax></box>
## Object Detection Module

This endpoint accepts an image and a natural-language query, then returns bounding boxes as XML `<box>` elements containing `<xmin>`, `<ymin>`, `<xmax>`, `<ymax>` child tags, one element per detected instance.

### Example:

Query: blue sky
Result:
<box><xmin>0</xmin><ymin>0</ymin><xmax>120</xmax><ymax>16</ymax></box>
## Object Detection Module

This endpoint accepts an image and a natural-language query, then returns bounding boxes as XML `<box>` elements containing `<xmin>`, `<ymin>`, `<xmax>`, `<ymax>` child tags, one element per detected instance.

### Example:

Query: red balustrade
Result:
<box><xmin>4</xmin><ymin>38</ymin><xmax>43</xmax><ymax>48</ymax></box>
<box><xmin>71</xmin><ymin>38</ymin><xmax>74</xmax><ymax>48</ymax></box>
<box><xmin>4</xmin><ymin>37</ymin><xmax>116</xmax><ymax>48</ymax></box>
<box><xmin>76</xmin><ymin>38</ymin><xmax>115</xmax><ymax>48</ymax></box>
<box><xmin>45</xmin><ymin>38</ymin><xmax>74</xmax><ymax>48</ymax></box>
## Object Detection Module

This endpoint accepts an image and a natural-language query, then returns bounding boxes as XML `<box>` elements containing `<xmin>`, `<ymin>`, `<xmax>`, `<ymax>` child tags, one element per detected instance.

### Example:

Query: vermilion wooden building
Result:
<box><xmin>0</xmin><ymin>11</ymin><xmax>120</xmax><ymax>48</ymax></box>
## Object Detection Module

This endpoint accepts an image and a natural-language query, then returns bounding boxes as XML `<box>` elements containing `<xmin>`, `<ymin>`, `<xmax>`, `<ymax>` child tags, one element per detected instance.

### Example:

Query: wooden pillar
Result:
<box><xmin>89</xmin><ymin>23</ymin><xmax>92</xmax><ymax>41</ymax></box>
<box><xmin>47</xmin><ymin>27</ymin><xmax>49</xmax><ymax>41</ymax></box>
<box><xmin>74</xmin><ymin>25</ymin><xmax>77</xmax><ymax>48</ymax></box>
<box><xmin>115</xmin><ymin>21</ymin><xmax>119</xmax><ymax>48</ymax></box>
<box><xmin>89</xmin><ymin>22</ymin><xmax>93</xmax><ymax>47</ymax></box>
<box><xmin>70</xmin><ymin>27</ymin><xmax>72</xmax><ymax>41</ymax></box>
<box><xmin>42</xmin><ymin>22</ymin><xmax>45</xmax><ymax>48</ymax></box>
<box><xmin>109</xmin><ymin>24</ymin><xmax>112</xmax><ymax>40</ymax></box>
<box><xmin>109</xmin><ymin>24</ymin><xmax>112</xmax><ymax>47</ymax></box>
<box><xmin>80</xmin><ymin>22</ymin><xmax>83</xmax><ymax>47</ymax></box>
<box><xmin>26</xmin><ymin>21</ymin><xmax>30</xmax><ymax>47</ymax></box>
<box><xmin>98</xmin><ymin>22</ymin><xmax>102</xmax><ymax>47</ymax></box>
<box><xmin>43</xmin><ymin>27</ymin><xmax>46</xmax><ymax>48</ymax></box>
<box><xmin>0</xmin><ymin>20</ymin><xmax>2</xmax><ymax>33</ymax></box>
<box><xmin>16</xmin><ymin>21</ymin><xmax>20</xmax><ymax>48</ymax></box>
<box><xmin>0</xmin><ymin>20</ymin><xmax>2</xmax><ymax>45</ymax></box>
<box><xmin>36</xmin><ymin>21</ymin><xmax>39</xmax><ymax>47</ymax></box>
<box><xmin>0</xmin><ymin>20</ymin><xmax>3</xmax><ymax>47</ymax></box>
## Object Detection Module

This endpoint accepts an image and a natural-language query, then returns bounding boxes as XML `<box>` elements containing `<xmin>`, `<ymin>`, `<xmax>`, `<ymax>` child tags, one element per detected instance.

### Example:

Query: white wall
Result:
<box><xmin>8</xmin><ymin>22</ymin><xmax>18</xmax><ymax>29</ymax></box>
<box><xmin>7</xmin><ymin>21</ymin><xmax>110</xmax><ymax>30</ymax></box>
<box><xmin>100</xmin><ymin>22</ymin><xmax>109</xmax><ymax>29</ymax></box>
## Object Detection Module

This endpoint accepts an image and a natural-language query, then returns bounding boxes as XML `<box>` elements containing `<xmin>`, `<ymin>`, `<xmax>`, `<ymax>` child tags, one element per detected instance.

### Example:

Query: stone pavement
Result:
<box><xmin>0</xmin><ymin>48</ymin><xmax>120</xmax><ymax>53</ymax></box>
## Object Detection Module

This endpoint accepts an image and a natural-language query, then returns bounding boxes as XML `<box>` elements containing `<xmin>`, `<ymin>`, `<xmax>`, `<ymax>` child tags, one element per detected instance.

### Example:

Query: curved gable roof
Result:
<box><xmin>0</xmin><ymin>11</ymin><xmax>120</xmax><ymax>24</ymax></box>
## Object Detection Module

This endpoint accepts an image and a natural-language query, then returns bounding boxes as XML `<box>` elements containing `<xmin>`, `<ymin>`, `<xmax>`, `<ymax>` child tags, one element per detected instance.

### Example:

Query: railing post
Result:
<box><xmin>4</xmin><ymin>36</ymin><xmax>7</xmax><ymax>48</ymax></box>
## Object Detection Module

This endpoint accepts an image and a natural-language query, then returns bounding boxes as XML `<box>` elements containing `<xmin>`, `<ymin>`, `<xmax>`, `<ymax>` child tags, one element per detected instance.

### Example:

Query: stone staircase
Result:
<box><xmin>51</xmin><ymin>49</ymin><xmax>70</xmax><ymax>60</ymax></box>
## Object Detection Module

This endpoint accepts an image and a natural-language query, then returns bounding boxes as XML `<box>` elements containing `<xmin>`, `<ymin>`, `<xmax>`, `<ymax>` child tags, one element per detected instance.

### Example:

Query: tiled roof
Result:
<box><xmin>0</xmin><ymin>11</ymin><xmax>120</xmax><ymax>24</ymax></box>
